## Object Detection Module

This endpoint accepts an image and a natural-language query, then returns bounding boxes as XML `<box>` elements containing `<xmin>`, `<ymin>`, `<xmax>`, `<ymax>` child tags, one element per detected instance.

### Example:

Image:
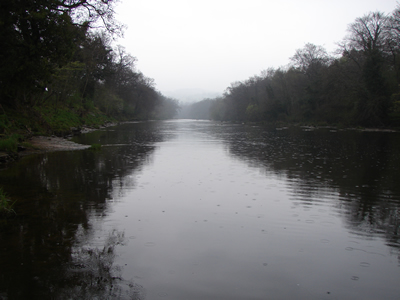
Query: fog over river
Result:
<box><xmin>1</xmin><ymin>120</ymin><xmax>399</xmax><ymax>299</ymax></box>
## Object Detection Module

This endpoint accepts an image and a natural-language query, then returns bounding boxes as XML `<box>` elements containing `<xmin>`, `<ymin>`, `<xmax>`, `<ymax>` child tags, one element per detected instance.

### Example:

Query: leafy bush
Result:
<box><xmin>0</xmin><ymin>134</ymin><xmax>22</xmax><ymax>153</ymax></box>
<box><xmin>0</xmin><ymin>187</ymin><xmax>15</xmax><ymax>216</ymax></box>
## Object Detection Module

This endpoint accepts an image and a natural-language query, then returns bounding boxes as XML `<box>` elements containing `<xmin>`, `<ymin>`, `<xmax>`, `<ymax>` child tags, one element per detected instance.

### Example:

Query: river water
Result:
<box><xmin>0</xmin><ymin>120</ymin><xmax>400</xmax><ymax>299</ymax></box>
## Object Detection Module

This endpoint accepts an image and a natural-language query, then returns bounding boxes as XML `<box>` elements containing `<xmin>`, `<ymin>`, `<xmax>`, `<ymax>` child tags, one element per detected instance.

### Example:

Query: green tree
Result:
<box><xmin>0</xmin><ymin>0</ymin><xmax>120</xmax><ymax>107</ymax></box>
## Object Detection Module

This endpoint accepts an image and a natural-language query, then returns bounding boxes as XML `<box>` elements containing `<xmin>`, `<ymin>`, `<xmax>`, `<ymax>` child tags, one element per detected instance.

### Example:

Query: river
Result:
<box><xmin>0</xmin><ymin>120</ymin><xmax>399</xmax><ymax>299</ymax></box>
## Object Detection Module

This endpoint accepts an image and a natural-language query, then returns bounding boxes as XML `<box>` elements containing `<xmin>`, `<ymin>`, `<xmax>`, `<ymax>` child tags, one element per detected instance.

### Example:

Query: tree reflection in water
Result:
<box><xmin>0</xmin><ymin>123</ymin><xmax>158</xmax><ymax>299</ymax></box>
<box><xmin>210</xmin><ymin>124</ymin><xmax>400</xmax><ymax>253</ymax></box>
<box><xmin>58</xmin><ymin>230</ymin><xmax>145</xmax><ymax>300</ymax></box>
<box><xmin>2</xmin><ymin>121</ymin><xmax>400</xmax><ymax>299</ymax></box>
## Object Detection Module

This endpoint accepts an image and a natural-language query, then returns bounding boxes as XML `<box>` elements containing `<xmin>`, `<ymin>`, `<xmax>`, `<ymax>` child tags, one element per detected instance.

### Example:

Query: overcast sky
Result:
<box><xmin>115</xmin><ymin>0</ymin><xmax>398</xmax><ymax>100</ymax></box>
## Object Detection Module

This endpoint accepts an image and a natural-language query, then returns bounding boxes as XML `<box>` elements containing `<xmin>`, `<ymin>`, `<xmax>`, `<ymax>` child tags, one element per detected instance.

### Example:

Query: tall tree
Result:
<box><xmin>345</xmin><ymin>12</ymin><xmax>388</xmax><ymax>53</ymax></box>
<box><xmin>386</xmin><ymin>5</ymin><xmax>400</xmax><ymax>84</ymax></box>
<box><xmin>289</xmin><ymin>44</ymin><xmax>331</xmax><ymax>119</ymax></box>
<box><xmin>0</xmin><ymin>0</ymin><xmax>120</xmax><ymax>107</ymax></box>
<box><xmin>340</xmin><ymin>11</ymin><xmax>391</xmax><ymax>126</ymax></box>
<box><xmin>290</xmin><ymin>43</ymin><xmax>331</xmax><ymax>77</ymax></box>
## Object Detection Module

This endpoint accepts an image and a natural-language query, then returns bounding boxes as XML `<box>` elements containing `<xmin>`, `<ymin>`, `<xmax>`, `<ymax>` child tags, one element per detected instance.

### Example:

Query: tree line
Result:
<box><xmin>204</xmin><ymin>7</ymin><xmax>400</xmax><ymax>127</ymax></box>
<box><xmin>0</xmin><ymin>0</ymin><xmax>179</xmax><ymax>126</ymax></box>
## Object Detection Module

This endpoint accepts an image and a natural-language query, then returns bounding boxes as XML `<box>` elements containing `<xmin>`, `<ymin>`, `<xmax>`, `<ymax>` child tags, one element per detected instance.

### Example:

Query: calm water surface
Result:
<box><xmin>0</xmin><ymin>120</ymin><xmax>400</xmax><ymax>299</ymax></box>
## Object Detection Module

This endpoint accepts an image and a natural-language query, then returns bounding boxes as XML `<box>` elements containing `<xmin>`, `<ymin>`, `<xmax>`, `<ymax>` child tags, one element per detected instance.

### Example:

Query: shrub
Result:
<box><xmin>0</xmin><ymin>187</ymin><xmax>15</xmax><ymax>216</ymax></box>
<box><xmin>0</xmin><ymin>134</ymin><xmax>22</xmax><ymax>153</ymax></box>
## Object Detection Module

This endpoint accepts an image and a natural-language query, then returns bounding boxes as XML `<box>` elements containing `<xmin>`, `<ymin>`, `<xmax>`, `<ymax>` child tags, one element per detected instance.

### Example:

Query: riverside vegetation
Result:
<box><xmin>181</xmin><ymin>7</ymin><xmax>400</xmax><ymax>128</ymax></box>
<box><xmin>0</xmin><ymin>0</ymin><xmax>179</xmax><ymax>216</ymax></box>
<box><xmin>0</xmin><ymin>187</ymin><xmax>15</xmax><ymax>216</ymax></box>
<box><xmin>2</xmin><ymin>2</ymin><xmax>400</xmax><ymax>150</ymax></box>
<box><xmin>0</xmin><ymin>0</ymin><xmax>179</xmax><ymax>156</ymax></box>
<box><xmin>2</xmin><ymin>2</ymin><xmax>400</xmax><ymax>213</ymax></box>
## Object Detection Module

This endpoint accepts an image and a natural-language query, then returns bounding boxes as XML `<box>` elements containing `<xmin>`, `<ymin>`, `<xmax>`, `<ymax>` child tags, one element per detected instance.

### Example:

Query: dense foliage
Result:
<box><xmin>206</xmin><ymin>7</ymin><xmax>400</xmax><ymax>127</ymax></box>
<box><xmin>0</xmin><ymin>0</ymin><xmax>179</xmax><ymax>136</ymax></box>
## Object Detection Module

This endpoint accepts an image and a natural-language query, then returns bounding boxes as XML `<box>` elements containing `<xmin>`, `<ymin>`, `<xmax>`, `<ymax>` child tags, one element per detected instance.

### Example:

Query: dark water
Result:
<box><xmin>1</xmin><ymin>120</ymin><xmax>400</xmax><ymax>299</ymax></box>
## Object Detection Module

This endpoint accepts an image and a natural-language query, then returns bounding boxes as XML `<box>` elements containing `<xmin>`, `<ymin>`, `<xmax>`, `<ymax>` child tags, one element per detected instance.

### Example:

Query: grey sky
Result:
<box><xmin>116</xmin><ymin>0</ymin><xmax>398</xmax><ymax>100</ymax></box>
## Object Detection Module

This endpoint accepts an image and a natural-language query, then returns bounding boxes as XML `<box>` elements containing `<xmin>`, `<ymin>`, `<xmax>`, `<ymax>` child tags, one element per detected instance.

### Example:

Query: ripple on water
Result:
<box><xmin>360</xmin><ymin>262</ymin><xmax>370</xmax><ymax>267</ymax></box>
<box><xmin>320</xmin><ymin>221</ymin><xmax>335</xmax><ymax>227</ymax></box>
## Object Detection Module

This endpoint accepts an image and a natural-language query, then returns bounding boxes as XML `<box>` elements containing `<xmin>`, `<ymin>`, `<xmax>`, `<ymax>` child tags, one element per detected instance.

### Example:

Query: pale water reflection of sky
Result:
<box><xmin>99</xmin><ymin>121</ymin><xmax>400</xmax><ymax>300</ymax></box>
<box><xmin>116</xmin><ymin>0</ymin><xmax>397</xmax><ymax>99</ymax></box>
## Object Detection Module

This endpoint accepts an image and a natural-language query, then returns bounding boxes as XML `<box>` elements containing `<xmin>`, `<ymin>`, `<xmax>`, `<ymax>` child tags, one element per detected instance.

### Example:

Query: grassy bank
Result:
<box><xmin>0</xmin><ymin>103</ymin><xmax>116</xmax><ymax>154</ymax></box>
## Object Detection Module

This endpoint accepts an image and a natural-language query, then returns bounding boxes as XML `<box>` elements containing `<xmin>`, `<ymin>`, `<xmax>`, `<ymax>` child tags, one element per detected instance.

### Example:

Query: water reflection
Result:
<box><xmin>58</xmin><ymin>229</ymin><xmax>144</xmax><ymax>300</ymax></box>
<box><xmin>1</xmin><ymin>120</ymin><xmax>400</xmax><ymax>299</ymax></box>
<box><xmin>211</xmin><ymin>124</ymin><xmax>400</xmax><ymax>251</ymax></box>
<box><xmin>0</xmin><ymin>121</ymin><xmax>166</xmax><ymax>299</ymax></box>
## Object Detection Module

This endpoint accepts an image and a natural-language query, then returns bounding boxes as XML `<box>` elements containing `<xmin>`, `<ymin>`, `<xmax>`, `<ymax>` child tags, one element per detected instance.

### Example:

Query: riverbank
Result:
<box><xmin>0</xmin><ymin>123</ymin><xmax>119</xmax><ymax>165</ymax></box>
<box><xmin>0</xmin><ymin>103</ymin><xmax>116</xmax><ymax>161</ymax></box>
<box><xmin>2</xmin><ymin>121</ymin><xmax>398</xmax><ymax>164</ymax></box>
<box><xmin>0</xmin><ymin>136</ymin><xmax>88</xmax><ymax>165</ymax></box>
<box><xmin>25</xmin><ymin>122</ymin><xmax>120</xmax><ymax>152</ymax></box>
<box><xmin>27</xmin><ymin>136</ymin><xmax>90</xmax><ymax>152</ymax></box>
